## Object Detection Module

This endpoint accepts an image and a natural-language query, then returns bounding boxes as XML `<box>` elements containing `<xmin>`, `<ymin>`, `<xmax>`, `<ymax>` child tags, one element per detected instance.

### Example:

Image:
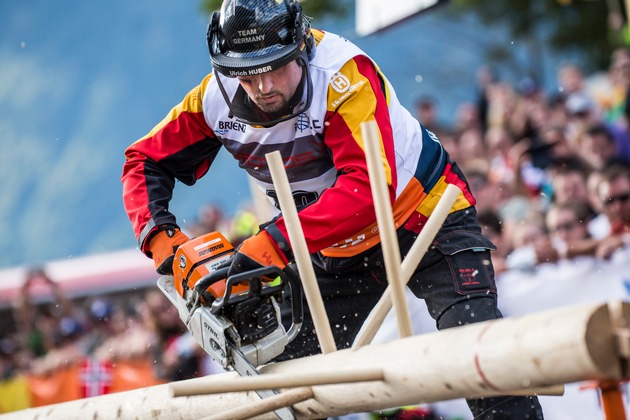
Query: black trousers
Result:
<box><xmin>275</xmin><ymin>207</ymin><xmax>544</xmax><ymax>420</ymax></box>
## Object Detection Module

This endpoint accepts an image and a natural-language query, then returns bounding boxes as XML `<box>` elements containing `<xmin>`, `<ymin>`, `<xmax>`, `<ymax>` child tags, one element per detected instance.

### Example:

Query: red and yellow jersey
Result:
<box><xmin>122</xmin><ymin>29</ymin><xmax>475</xmax><ymax>258</ymax></box>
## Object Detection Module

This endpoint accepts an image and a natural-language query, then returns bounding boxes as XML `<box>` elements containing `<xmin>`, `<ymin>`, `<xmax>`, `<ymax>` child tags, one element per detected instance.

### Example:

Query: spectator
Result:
<box><xmin>436</xmin><ymin>130</ymin><xmax>459</xmax><ymax>163</ymax></box>
<box><xmin>13</xmin><ymin>268</ymin><xmax>76</xmax><ymax>360</ymax></box>
<box><xmin>547</xmin><ymin>160</ymin><xmax>590</xmax><ymax>207</ymax></box>
<box><xmin>586</xmin><ymin>169</ymin><xmax>611</xmax><ymax>239</ymax></box>
<box><xmin>186</xmin><ymin>203</ymin><xmax>230</xmax><ymax>238</ymax></box>
<box><xmin>564</xmin><ymin>91</ymin><xmax>600</xmax><ymax>151</ymax></box>
<box><xmin>504</xmin><ymin>213</ymin><xmax>548</xmax><ymax>271</ymax></box>
<box><xmin>543</xmin><ymin>201</ymin><xmax>598</xmax><ymax>262</ymax></box>
<box><xmin>228</xmin><ymin>208</ymin><xmax>260</xmax><ymax>248</ymax></box>
<box><xmin>141</xmin><ymin>290</ymin><xmax>207</xmax><ymax>381</ymax></box>
<box><xmin>456</xmin><ymin>127</ymin><xmax>487</xmax><ymax>168</ymax></box>
<box><xmin>89</xmin><ymin>299</ymin><xmax>153</xmax><ymax>362</ymax></box>
<box><xmin>454</xmin><ymin>101</ymin><xmax>483</xmax><ymax>134</ymax></box>
<box><xmin>556</xmin><ymin>62</ymin><xmax>587</xmax><ymax>100</ymax></box>
<box><xmin>475</xmin><ymin>65</ymin><xmax>498</xmax><ymax>134</ymax></box>
<box><xmin>478</xmin><ymin>209</ymin><xmax>509</xmax><ymax>273</ymax></box>
<box><xmin>579</xmin><ymin>124</ymin><xmax>630</xmax><ymax>170</ymax></box>
<box><xmin>604</xmin><ymin>47</ymin><xmax>630</xmax><ymax>125</ymax></box>
<box><xmin>414</xmin><ymin>96</ymin><xmax>447</xmax><ymax>136</ymax></box>
<box><xmin>29</xmin><ymin>315</ymin><xmax>85</xmax><ymax>375</ymax></box>
<box><xmin>485</xmin><ymin>125</ymin><xmax>516</xmax><ymax>185</ymax></box>
<box><xmin>595</xmin><ymin>162</ymin><xmax>630</xmax><ymax>259</ymax></box>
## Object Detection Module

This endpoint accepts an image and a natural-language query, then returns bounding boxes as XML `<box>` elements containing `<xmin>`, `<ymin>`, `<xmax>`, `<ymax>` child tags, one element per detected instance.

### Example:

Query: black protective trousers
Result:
<box><xmin>275</xmin><ymin>207</ymin><xmax>544</xmax><ymax>420</ymax></box>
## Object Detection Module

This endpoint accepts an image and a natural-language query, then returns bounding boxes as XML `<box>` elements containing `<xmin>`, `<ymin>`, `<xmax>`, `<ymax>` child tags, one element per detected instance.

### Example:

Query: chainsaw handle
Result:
<box><xmin>283</xmin><ymin>263</ymin><xmax>304</xmax><ymax>331</ymax></box>
<box><xmin>210</xmin><ymin>266</ymin><xmax>283</xmax><ymax>314</ymax></box>
<box><xmin>193</xmin><ymin>265</ymin><xmax>231</xmax><ymax>295</ymax></box>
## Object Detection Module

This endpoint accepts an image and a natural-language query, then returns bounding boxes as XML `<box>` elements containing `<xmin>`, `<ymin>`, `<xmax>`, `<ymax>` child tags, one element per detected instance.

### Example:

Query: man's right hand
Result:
<box><xmin>147</xmin><ymin>227</ymin><xmax>190</xmax><ymax>275</ymax></box>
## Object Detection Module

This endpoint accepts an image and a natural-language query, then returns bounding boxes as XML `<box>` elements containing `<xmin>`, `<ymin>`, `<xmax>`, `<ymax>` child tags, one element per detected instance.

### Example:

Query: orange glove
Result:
<box><xmin>228</xmin><ymin>230</ymin><xmax>289</xmax><ymax>278</ymax></box>
<box><xmin>147</xmin><ymin>227</ymin><xmax>190</xmax><ymax>275</ymax></box>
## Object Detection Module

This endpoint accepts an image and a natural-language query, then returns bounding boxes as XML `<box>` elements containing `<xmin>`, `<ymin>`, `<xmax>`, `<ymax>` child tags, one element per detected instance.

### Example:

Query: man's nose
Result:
<box><xmin>257</xmin><ymin>74</ymin><xmax>273</xmax><ymax>93</ymax></box>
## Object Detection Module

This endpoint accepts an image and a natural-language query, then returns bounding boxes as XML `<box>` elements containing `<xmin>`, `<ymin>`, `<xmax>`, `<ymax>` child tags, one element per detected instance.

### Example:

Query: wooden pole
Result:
<box><xmin>266</xmin><ymin>151</ymin><xmax>337</xmax><ymax>354</ymax></box>
<box><xmin>361</xmin><ymin>120</ymin><xmax>413</xmax><ymax>339</ymax></box>
<box><xmin>171</xmin><ymin>368</ymin><xmax>383</xmax><ymax>396</ymax></box>
<box><xmin>200</xmin><ymin>387</ymin><xmax>315</xmax><ymax>420</ymax></box>
<box><xmin>7</xmin><ymin>302</ymin><xmax>626</xmax><ymax>420</ymax></box>
<box><xmin>353</xmin><ymin>183</ymin><xmax>461</xmax><ymax>348</ymax></box>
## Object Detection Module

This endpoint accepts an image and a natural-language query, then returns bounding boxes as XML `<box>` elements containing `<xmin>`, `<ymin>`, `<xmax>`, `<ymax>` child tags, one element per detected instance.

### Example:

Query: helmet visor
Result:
<box><xmin>211</xmin><ymin>40</ymin><xmax>304</xmax><ymax>78</ymax></box>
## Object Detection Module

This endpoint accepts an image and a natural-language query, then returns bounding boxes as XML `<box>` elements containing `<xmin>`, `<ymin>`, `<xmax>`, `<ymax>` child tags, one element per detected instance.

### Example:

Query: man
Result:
<box><xmin>121</xmin><ymin>1</ymin><xmax>544</xmax><ymax>417</ymax></box>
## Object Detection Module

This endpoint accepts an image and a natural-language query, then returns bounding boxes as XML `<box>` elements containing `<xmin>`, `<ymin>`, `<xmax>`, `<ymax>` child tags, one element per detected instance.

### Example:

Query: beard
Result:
<box><xmin>253</xmin><ymin>91</ymin><xmax>289</xmax><ymax>114</ymax></box>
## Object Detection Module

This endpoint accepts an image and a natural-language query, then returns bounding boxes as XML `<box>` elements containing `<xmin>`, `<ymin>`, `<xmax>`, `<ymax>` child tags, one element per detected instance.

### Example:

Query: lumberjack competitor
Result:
<box><xmin>121</xmin><ymin>1</ymin><xmax>544</xmax><ymax>418</ymax></box>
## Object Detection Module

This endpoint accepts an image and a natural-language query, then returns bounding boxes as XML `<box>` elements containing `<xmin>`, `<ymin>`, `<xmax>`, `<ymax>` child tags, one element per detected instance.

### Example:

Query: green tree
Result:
<box><xmin>448</xmin><ymin>0</ymin><xmax>623</xmax><ymax>75</ymax></box>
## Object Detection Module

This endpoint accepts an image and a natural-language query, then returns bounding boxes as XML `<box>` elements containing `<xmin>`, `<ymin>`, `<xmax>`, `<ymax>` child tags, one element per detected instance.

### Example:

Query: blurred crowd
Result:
<box><xmin>0</xmin><ymin>268</ymin><xmax>217</xmax><ymax>385</ymax></box>
<box><xmin>417</xmin><ymin>48</ymin><xmax>630</xmax><ymax>274</ymax></box>
<box><xmin>0</xmin><ymin>206</ymin><xmax>259</xmax><ymax>407</ymax></box>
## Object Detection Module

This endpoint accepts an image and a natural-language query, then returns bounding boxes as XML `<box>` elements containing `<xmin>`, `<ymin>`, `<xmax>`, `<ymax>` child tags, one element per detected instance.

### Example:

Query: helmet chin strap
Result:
<box><xmin>214</xmin><ymin>57</ymin><xmax>313</xmax><ymax>128</ymax></box>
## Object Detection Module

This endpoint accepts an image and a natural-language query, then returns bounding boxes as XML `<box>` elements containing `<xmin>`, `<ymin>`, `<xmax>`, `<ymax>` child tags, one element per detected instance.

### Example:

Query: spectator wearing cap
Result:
<box><xmin>509</xmin><ymin>76</ymin><xmax>549</xmax><ymax>142</ymax></box>
<box><xmin>564</xmin><ymin>91</ymin><xmax>601</xmax><ymax>152</ymax></box>
<box><xmin>82</xmin><ymin>298</ymin><xmax>115</xmax><ymax>356</ymax></box>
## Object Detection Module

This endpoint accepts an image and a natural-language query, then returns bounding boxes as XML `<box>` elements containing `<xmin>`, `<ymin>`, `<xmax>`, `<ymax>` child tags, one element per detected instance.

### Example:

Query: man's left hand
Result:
<box><xmin>228</xmin><ymin>230</ymin><xmax>289</xmax><ymax>278</ymax></box>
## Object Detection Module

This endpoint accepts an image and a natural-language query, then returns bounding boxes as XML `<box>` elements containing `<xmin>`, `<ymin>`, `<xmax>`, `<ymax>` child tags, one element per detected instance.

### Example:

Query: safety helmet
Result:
<box><xmin>208</xmin><ymin>0</ymin><xmax>314</xmax><ymax>78</ymax></box>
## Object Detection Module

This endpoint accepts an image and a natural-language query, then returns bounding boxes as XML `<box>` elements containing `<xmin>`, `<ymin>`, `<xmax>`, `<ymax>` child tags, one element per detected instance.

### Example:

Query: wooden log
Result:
<box><xmin>7</xmin><ymin>301</ymin><xmax>625</xmax><ymax>420</ymax></box>
<box><xmin>361</xmin><ymin>120</ymin><xmax>412</xmax><ymax>338</ymax></box>
<box><xmin>266</xmin><ymin>301</ymin><xmax>623</xmax><ymax>418</ymax></box>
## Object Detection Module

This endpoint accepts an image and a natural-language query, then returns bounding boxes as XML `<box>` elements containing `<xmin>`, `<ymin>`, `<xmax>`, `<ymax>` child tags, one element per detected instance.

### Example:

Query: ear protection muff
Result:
<box><xmin>206</xmin><ymin>11</ymin><xmax>220</xmax><ymax>58</ymax></box>
<box><xmin>288</xmin><ymin>1</ymin><xmax>315</xmax><ymax>60</ymax></box>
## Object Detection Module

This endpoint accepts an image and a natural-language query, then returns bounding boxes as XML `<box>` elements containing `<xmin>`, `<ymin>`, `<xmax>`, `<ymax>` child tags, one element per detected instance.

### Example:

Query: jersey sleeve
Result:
<box><xmin>121</xmin><ymin>74</ymin><xmax>222</xmax><ymax>254</ymax></box>
<box><xmin>273</xmin><ymin>55</ymin><xmax>397</xmax><ymax>253</ymax></box>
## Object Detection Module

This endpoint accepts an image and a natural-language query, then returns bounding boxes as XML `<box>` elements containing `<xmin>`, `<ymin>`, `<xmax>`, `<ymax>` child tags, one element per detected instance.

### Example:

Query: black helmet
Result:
<box><xmin>208</xmin><ymin>0</ymin><xmax>314</xmax><ymax>78</ymax></box>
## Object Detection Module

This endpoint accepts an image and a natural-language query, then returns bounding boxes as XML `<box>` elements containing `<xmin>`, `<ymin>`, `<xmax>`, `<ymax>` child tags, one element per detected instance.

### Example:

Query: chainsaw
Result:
<box><xmin>157</xmin><ymin>231</ymin><xmax>303</xmax><ymax>419</ymax></box>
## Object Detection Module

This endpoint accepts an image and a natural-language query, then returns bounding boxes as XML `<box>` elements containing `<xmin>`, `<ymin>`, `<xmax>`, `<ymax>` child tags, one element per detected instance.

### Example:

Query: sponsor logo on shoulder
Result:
<box><xmin>329</xmin><ymin>73</ymin><xmax>366</xmax><ymax>109</ymax></box>
<box><xmin>330</xmin><ymin>72</ymin><xmax>351</xmax><ymax>93</ymax></box>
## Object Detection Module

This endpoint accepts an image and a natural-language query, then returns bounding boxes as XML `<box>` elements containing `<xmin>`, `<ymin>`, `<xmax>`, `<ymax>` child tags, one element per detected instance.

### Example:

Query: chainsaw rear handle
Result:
<box><xmin>193</xmin><ymin>265</ymin><xmax>231</xmax><ymax>296</ymax></box>
<box><xmin>282</xmin><ymin>262</ymin><xmax>304</xmax><ymax>343</ymax></box>
<box><xmin>212</xmin><ymin>265</ymin><xmax>283</xmax><ymax>314</ymax></box>
<box><xmin>210</xmin><ymin>265</ymin><xmax>304</xmax><ymax>339</ymax></box>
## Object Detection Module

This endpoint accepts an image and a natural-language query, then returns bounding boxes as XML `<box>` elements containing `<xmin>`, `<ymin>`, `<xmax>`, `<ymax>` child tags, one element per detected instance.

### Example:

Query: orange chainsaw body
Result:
<box><xmin>172</xmin><ymin>231</ymin><xmax>248</xmax><ymax>299</ymax></box>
